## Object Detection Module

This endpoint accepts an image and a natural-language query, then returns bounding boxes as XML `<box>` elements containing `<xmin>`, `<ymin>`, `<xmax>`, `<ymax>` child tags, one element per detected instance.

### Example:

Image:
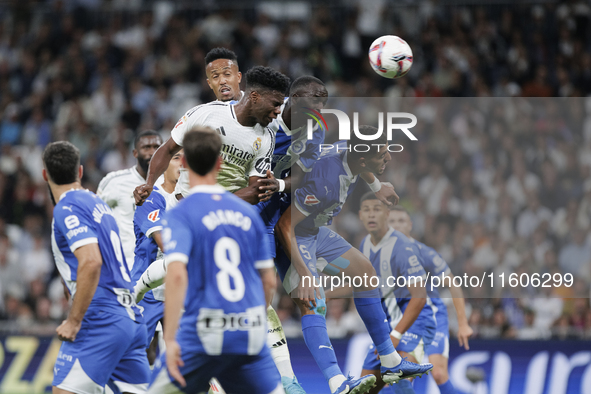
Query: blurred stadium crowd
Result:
<box><xmin>0</xmin><ymin>0</ymin><xmax>590</xmax><ymax>341</ymax></box>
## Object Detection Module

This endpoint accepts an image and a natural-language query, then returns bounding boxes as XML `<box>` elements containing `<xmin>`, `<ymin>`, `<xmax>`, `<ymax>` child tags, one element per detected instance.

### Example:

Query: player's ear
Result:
<box><xmin>215</xmin><ymin>156</ymin><xmax>223</xmax><ymax>171</ymax></box>
<box><xmin>206</xmin><ymin>78</ymin><xmax>212</xmax><ymax>89</ymax></box>
<box><xmin>42</xmin><ymin>168</ymin><xmax>48</xmax><ymax>182</ymax></box>
<box><xmin>133</xmin><ymin>149</ymin><xmax>138</xmax><ymax>159</ymax></box>
<box><xmin>237</xmin><ymin>72</ymin><xmax>242</xmax><ymax>83</ymax></box>
<box><xmin>250</xmin><ymin>90</ymin><xmax>259</xmax><ymax>104</ymax></box>
<box><xmin>78</xmin><ymin>165</ymin><xmax>83</xmax><ymax>180</ymax></box>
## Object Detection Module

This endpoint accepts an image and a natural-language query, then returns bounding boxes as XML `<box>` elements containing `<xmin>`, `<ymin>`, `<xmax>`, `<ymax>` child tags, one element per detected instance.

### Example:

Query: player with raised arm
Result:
<box><xmin>98</xmin><ymin>130</ymin><xmax>163</xmax><ymax>272</ymax></box>
<box><xmin>147</xmin><ymin>127</ymin><xmax>284</xmax><ymax>394</ymax></box>
<box><xmin>389</xmin><ymin>207</ymin><xmax>473</xmax><ymax>394</ymax></box>
<box><xmin>275</xmin><ymin>126</ymin><xmax>432</xmax><ymax>394</ymax></box>
<box><xmin>132</xmin><ymin>150</ymin><xmax>183</xmax><ymax>364</ymax></box>
<box><xmin>43</xmin><ymin>142</ymin><xmax>150</xmax><ymax>394</ymax></box>
<box><xmin>133</xmin><ymin>65</ymin><xmax>289</xmax><ymax>205</ymax></box>
<box><xmin>356</xmin><ymin>193</ymin><xmax>436</xmax><ymax>394</ymax></box>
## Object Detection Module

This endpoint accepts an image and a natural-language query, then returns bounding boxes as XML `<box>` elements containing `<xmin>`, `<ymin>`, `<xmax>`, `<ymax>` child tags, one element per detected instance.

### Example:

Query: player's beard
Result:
<box><xmin>47</xmin><ymin>184</ymin><xmax>56</xmax><ymax>206</ymax></box>
<box><xmin>137</xmin><ymin>156</ymin><xmax>151</xmax><ymax>175</ymax></box>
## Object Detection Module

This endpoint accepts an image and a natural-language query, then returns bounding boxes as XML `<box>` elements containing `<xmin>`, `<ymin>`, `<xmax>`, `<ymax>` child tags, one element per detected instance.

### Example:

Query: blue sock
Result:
<box><xmin>301</xmin><ymin>314</ymin><xmax>342</xmax><ymax>382</ymax></box>
<box><xmin>438</xmin><ymin>380</ymin><xmax>457</xmax><ymax>394</ymax></box>
<box><xmin>392</xmin><ymin>379</ymin><xmax>415</xmax><ymax>393</ymax></box>
<box><xmin>354</xmin><ymin>289</ymin><xmax>395</xmax><ymax>356</ymax></box>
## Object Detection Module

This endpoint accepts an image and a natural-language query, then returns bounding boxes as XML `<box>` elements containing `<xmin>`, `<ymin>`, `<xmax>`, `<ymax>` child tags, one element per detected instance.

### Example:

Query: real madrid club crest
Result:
<box><xmin>253</xmin><ymin>137</ymin><xmax>262</xmax><ymax>151</ymax></box>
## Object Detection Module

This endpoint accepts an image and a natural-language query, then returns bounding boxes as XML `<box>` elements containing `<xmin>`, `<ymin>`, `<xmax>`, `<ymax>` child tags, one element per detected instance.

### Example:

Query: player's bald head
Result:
<box><xmin>183</xmin><ymin>126</ymin><xmax>222</xmax><ymax>176</ymax></box>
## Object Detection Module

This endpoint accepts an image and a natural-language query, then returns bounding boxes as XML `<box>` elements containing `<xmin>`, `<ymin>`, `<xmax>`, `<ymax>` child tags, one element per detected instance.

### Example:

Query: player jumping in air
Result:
<box><xmin>357</xmin><ymin>193</ymin><xmax>437</xmax><ymax>394</ymax></box>
<box><xmin>97</xmin><ymin>130</ymin><xmax>163</xmax><ymax>272</ymax></box>
<box><xmin>389</xmin><ymin>207</ymin><xmax>473</xmax><ymax>394</ymax></box>
<box><xmin>276</xmin><ymin>126</ymin><xmax>433</xmax><ymax>394</ymax></box>
<box><xmin>147</xmin><ymin>127</ymin><xmax>284</xmax><ymax>394</ymax></box>
<box><xmin>43</xmin><ymin>142</ymin><xmax>150</xmax><ymax>394</ymax></box>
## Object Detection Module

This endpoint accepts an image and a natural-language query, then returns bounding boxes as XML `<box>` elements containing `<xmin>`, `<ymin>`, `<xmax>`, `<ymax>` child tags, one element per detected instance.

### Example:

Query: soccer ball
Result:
<box><xmin>368</xmin><ymin>35</ymin><xmax>413</xmax><ymax>79</ymax></box>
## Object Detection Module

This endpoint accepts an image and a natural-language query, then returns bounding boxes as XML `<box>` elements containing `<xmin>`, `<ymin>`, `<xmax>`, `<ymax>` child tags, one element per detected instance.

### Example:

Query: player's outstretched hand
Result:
<box><xmin>374</xmin><ymin>182</ymin><xmax>399</xmax><ymax>206</ymax></box>
<box><xmin>134</xmin><ymin>184</ymin><xmax>153</xmax><ymax>206</ymax></box>
<box><xmin>56</xmin><ymin>319</ymin><xmax>81</xmax><ymax>342</ymax></box>
<box><xmin>257</xmin><ymin>170</ymin><xmax>279</xmax><ymax>203</ymax></box>
<box><xmin>457</xmin><ymin>323</ymin><xmax>474</xmax><ymax>350</ymax></box>
<box><xmin>166</xmin><ymin>340</ymin><xmax>186</xmax><ymax>387</ymax></box>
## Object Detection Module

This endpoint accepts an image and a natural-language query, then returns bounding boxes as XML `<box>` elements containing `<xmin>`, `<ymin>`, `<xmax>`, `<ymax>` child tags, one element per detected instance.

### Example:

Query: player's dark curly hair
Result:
<box><xmin>43</xmin><ymin>141</ymin><xmax>80</xmax><ymax>185</ymax></box>
<box><xmin>245</xmin><ymin>66</ymin><xmax>290</xmax><ymax>95</ymax></box>
<box><xmin>349</xmin><ymin>125</ymin><xmax>389</xmax><ymax>161</ymax></box>
<box><xmin>289</xmin><ymin>75</ymin><xmax>325</xmax><ymax>94</ymax></box>
<box><xmin>205</xmin><ymin>47</ymin><xmax>238</xmax><ymax>66</ymax></box>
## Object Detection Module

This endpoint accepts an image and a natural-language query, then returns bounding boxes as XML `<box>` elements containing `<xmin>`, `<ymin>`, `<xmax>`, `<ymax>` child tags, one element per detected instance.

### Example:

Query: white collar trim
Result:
<box><xmin>188</xmin><ymin>184</ymin><xmax>226</xmax><ymax>195</ymax></box>
<box><xmin>369</xmin><ymin>227</ymin><xmax>396</xmax><ymax>253</ymax></box>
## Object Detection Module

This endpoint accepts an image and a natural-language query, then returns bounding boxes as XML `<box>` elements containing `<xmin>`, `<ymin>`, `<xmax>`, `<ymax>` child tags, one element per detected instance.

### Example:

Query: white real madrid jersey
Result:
<box><xmin>171</xmin><ymin>102</ymin><xmax>274</xmax><ymax>194</ymax></box>
<box><xmin>97</xmin><ymin>166</ymin><xmax>146</xmax><ymax>271</ymax></box>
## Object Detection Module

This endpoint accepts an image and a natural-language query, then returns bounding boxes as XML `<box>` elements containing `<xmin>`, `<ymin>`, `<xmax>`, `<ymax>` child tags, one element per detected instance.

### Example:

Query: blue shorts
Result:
<box><xmin>148</xmin><ymin>345</ymin><xmax>282</xmax><ymax>394</ymax></box>
<box><xmin>425</xmin><ymin>308</ymin><xmax>450</xmax><ymax>357</ymax></box>
<box><xmin>53</xmin><ymin>309</ymin><xmax>150</xmax><ymax>393</ymax></box>
<box><xmin>139</xmin><ymin>291</ymin><xmax>164</xmax><ymax>345</ymax></box>
<box><xmin>255</xmin><ymin>193</ymin><xmax>290</xmax><ymax>258</ymax></box>
<box><xmin>283</xmin><ymin>226</ymin><xmax>352</xmax><ymax>294</ymax></box>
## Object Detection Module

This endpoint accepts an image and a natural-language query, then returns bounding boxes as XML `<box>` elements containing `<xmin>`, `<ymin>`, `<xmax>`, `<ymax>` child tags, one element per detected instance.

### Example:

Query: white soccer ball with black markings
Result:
<box><xmin>368</xmin><ymin>35</ymin><xmax>413</xmax><ymax>79</ymax></box>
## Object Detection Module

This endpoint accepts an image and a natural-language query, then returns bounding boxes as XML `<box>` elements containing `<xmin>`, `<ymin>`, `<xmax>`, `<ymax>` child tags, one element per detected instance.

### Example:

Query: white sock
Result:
<box><xmin>267</xmin><ymin>306</ymin><xmax>296</xmax><ymax>378</ymax></box>
<box><xmin>379</xmin><ymin>350</ymin><xmax>403</xmax><ymax>368</ymax></box>
<box><xmin>328</xmin><ymin>374</ymin><xmax>347</xmax><ymax>392</ymax></box>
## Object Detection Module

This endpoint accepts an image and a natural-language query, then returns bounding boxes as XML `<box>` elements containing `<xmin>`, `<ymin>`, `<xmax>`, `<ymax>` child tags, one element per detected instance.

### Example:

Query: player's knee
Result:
<box><xmin>431</xmin><ymin>365</ymin><xmax>449</xmax><ymax>385</ymax></box>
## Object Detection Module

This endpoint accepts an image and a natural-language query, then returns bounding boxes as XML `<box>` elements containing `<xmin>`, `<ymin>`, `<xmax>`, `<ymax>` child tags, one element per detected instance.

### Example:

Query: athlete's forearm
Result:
<box><xmin>448</xmin><ymin>279</ymin><xmax>469</xmax><ymax>327</ymax></box>
<box><xmin>360</xmin><ymin>172</ymin><xmax>375</xmax><ymax>184</ymax></box>
<box><xmin>258</xmin><ymin>268</ymin><xmax>276</xmax><ymax>306</ymax></box>
<box><xmin>234</xmin><ymin>185</ymin><xmax>261</xmax><ymax>204</ymax></box>
<box><xmin>163</xmin><ymin>262</ymin><xmax>187</xmax><ymax>343</ymax></box>
<box><xmin>277</xmin><ymin>206</ymin><xmax>311</xmax><ymax>278</ymax></box>
<box><xmin>146</xmin><ymin>138</ymin><xmax>181</xmax><ymax>187</ymax></box>
<box><xmin>70</xmin><ymin>245</ymin><xmax>102</xmax><ymax>324</ymax></box>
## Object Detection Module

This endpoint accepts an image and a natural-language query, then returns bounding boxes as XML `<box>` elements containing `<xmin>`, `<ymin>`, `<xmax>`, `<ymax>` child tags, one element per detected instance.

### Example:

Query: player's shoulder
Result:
<box><xmin>55</xmin><ymin>190</ymin><xmax>99</xmax><ymax>219</ymax></box>
<box><xmin>185</xmin><ymin>101</ymin><xmax>230</xmax><ymax>117</ymax></box>
<box><xmin>98</xmin><ymin>167</ymin><xmax>135</xmax><ymax>188</ymax></box>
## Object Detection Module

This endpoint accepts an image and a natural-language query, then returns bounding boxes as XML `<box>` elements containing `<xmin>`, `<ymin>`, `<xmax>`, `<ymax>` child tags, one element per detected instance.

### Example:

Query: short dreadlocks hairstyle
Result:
<box><xmin>244</xmin><ymin>66</ymin><xmax>290</xmax><ymax>95</ymax></box>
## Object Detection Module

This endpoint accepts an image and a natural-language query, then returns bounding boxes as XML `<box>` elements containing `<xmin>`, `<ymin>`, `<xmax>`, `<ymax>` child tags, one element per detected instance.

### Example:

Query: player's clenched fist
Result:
<box><xmin>134</xmin><ymin>184</ymin><xmax>153</xmax><ymax>206</ymax></box>
<box><xmin>56</xmin><ymin>319</ymin><xmax>81</xmax><ymax>342</ymax></box>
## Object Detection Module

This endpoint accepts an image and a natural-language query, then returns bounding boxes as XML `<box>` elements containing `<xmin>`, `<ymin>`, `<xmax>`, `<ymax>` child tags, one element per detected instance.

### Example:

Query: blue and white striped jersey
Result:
<box><xmin>294</xmin><ymin>150</ymin><xmax>359</xmax><ymax>233</ymax></box>
<box><xmin>51</xmin><ymin>189</ymin><xmax>141</xmax><ymax>321</ymax></box>
<box><xmin>412</xmin><ymin>239</ymin><xmax>451</xmax><ymax>320</ymax></box>
<box><xmin>162</xmin><ymin>184</ymin><xmax>274</xmax><ymax>355</ymax></box>
<box><xmin>360</xmin><ymin>228</ymin><xmax>436</xmax><ymax>335</ymax></box>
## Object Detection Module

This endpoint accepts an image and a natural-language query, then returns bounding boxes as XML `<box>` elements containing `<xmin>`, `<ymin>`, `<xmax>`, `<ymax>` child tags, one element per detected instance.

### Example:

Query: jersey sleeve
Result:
<box><xmin>248</xmin><ymin>128</ymin><xmax>274</xmax><ymax>178</ymax></box>
<box><xmin>163</xmin><ymin>210</ymin><xmax>193</xmax><ymax>265</ymax></box>
<box><xmin>251</xmin><ymin>212</ymin><xmax>274</xmax><ymax>269</ymax></box>
<box><xmin>54</xmin><ymin>203</ymin><xmax>99</xmax><ymax>252</ymax></box>
<box><xmin>422</xmin><ymin>246</ymin><xmax>451</xmax><ymax>277</ymax></box>
<box><xmin>134</xmin><ymin>192</ymin><xmax>166</xmax><ymax>238</ymax></box>
<box><xmin>293</xmin><ymin>162</ymin><xmax>339</xmax><ymax>217</ymax></box>
<box><xmin>170</xmin><ymin>105</ymin><xmax>207</xmax><ymax>146</ymax></box>
<box><xmin>296</xmin><ymin>126</ymin><xmax>325</xmax><ymax>173</ymax></box>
